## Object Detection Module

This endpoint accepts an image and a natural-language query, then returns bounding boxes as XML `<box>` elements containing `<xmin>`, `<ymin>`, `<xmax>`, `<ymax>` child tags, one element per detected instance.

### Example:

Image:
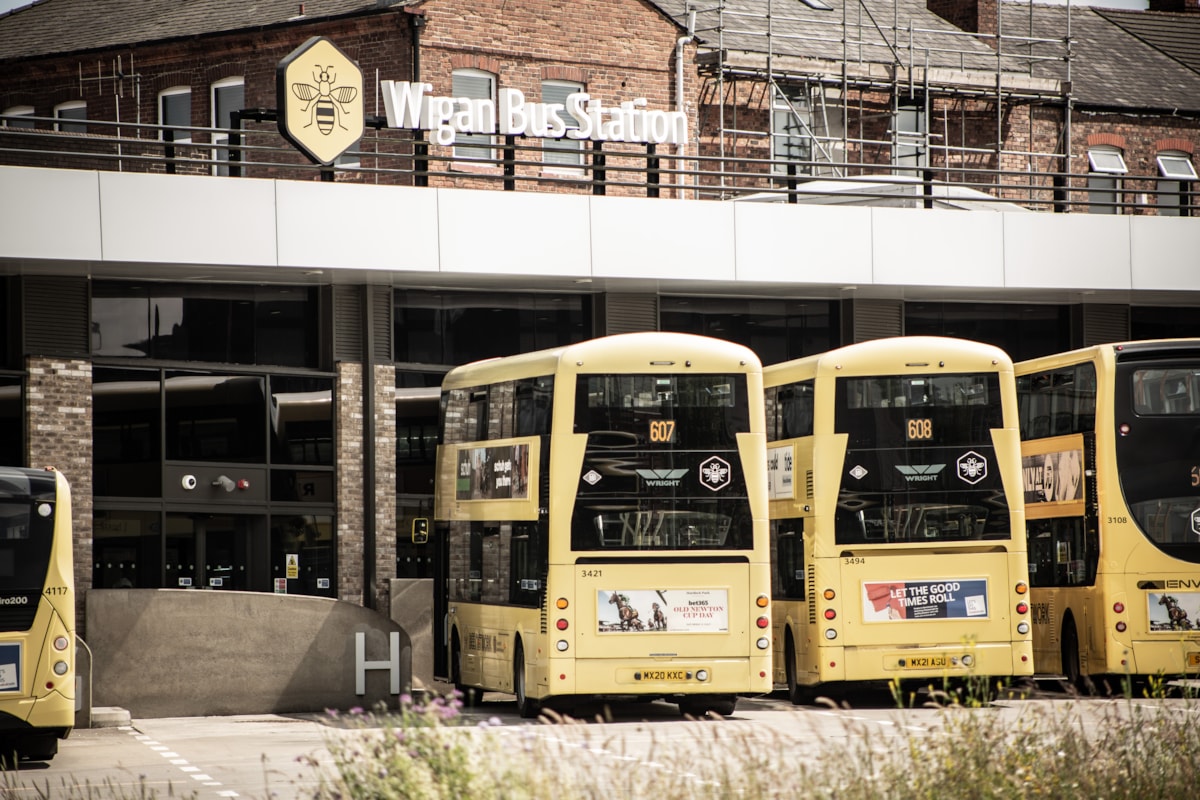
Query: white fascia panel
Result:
<box><xmin>734</xmin><ymin>202</ymin><xmax>873</xmax><ymax>286</ymax></box>
<box><xmin>1003</xmin><ymin>212</ymin><xmax>1131</xmax><ymax>290</ymax></box>
<box><xmin>437</xmin><ymin>188</ymin><xmax>590</xmax><ymax>277</ymax></box>
<box><xmin>591</xmin><ymin>195</ymin><xmax>735</xmax><ymax>281</ymax></box>
<box><xmin>99</xmin><ymin>171</ymin><xmax>277</xmax><ymax>266</ymax></box>
<box><xmin>1130</xmin><ymin>216</ymin><xmax>1200</xmax><ymax>291</ymax></box>
<box><xmin>278</xmin><ymin>181</ymin><xmax>438</xmax><ymax>271</ymax></box>
<box><xmin>0</xmin><ymin>166</ymin><xmax>102</xmax><ymax>260</ymax></box>
<box><xmin>872</xmin><ymin>207</ymin><xmax>1004</xmax><ymax>288</ymax></box>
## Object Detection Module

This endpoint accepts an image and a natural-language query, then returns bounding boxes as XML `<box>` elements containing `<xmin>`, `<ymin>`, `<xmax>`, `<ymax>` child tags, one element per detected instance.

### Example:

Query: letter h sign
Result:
<box><xmin>355</xmin><ymin>631</ymin><xmax>402</xmax><ymax>695</ymax></box>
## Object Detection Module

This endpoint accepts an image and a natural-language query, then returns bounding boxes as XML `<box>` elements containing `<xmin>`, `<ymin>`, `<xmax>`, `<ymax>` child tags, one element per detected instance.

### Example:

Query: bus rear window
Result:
<box><xmin>574</xmin><ymin>374</ymin><xmax>749</xmax><ymax>447</ymax></box>
<box><xmin>1132</xmin><ymin>367</ymin><xmax>1200</xmax><ymax>415</ymax></box>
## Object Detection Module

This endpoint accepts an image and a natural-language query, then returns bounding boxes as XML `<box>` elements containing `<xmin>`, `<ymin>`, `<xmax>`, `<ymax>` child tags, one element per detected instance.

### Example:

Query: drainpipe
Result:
<box><xmin>675</xmin><ymin>6</ymin><xmax>696</xmax><ymax>197</ymax></box>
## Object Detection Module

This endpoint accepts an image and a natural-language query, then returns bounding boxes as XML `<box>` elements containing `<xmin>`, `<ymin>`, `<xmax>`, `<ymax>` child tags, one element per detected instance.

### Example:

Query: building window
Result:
<box><xmin>541</xmin><ymin>80</ymin><xmax>584</xmax><ymax>169</ymax></box>
<box><xmin>1155</xmin><ymin>152</ymin><xmax>1196</xmax><ymax>217</ymax></box>
<box><xmin>91</xmin><ymin>282</ymin><xmax>321</xmax><ymax>368</ymax></box>
<box><xmin>54</xmin><ymin>101</ymin><xmax>86</xmax><ymax>134</ymax></box>
<box><xmin>893</xmin><ymin>99</ymin><xmax>927</xmax><ymax>174</ymax></box>
<box><xmin>772</xmin><ymin>84</ymin><xmax>813</xmax><ymax>172</ymax></box>
<box><xmin>211</xmin><ymin>78</ymin><xmax>244</xmax><ymax>176</ymax></box>
<box><xmin>660</xmin><ymin>297</ymin><xmax>838</xmax><ymax>365</ymax></box>
<box><xmin>2</xmin><ymin>105</ymin><xmax>35</xmax><ymax>128</ymax></box>
<box><xmin>159</xmin><ymin>86</ymin><xmax>192</xmax><ymax>144</ymax></box>
<box><xmin>1087</xmin><ymin>147</ymin><xmax>1127</xmax><ymax>214</ymax></box>
<box><xmin>451</xmin><ymin>69</ymin><xmax>495</xmax><ymax>162</ymax></box>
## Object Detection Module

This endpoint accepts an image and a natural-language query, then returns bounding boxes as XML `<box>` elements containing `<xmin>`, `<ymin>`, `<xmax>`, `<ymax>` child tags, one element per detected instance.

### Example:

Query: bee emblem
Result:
<box><xmin>292</xmin><ymin>66</ymin><xmax>358</xmax><ymax>135</ymax></box>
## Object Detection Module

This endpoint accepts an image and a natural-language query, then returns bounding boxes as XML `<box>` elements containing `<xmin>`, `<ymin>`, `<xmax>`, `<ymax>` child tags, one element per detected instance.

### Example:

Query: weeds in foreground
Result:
<box><xmin>306</xmin><ymin>687</ymin><xmax>1200</xmax><ymax>800</ymax></box>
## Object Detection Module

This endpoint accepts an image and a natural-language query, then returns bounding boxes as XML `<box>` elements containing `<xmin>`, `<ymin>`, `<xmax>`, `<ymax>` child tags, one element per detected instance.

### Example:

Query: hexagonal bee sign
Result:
<box><xmin>1192</xmin><ymin>506</ymin><xmax>1200</xmax><ymax>537</ymax></box>
<box><xmin>276</xmin><ymin>37</ymin><xmax>363</xmax><ymax>166</ymax></box>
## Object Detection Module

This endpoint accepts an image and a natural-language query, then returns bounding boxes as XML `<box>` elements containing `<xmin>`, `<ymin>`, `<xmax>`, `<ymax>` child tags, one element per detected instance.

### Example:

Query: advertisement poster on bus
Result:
<box><xmin>1022</xmin><ymin>445</ymin><xmax>1084</xmax><ymax>505</ymax></box>
<box><xmin>1148</xmin><ymin>591</ymin><xmax>1200</xmax><ymax>632</ymax></box>
<box><xmin>597</xmin><ymin>589</ymin><xmax>728</xmax><ymax>633</ymax></box>
<box><xmin>767</xmin><ymin>444</ymin><xmax>794</xmax><ymax>500</ymax></box>
<box><xmin>862</xmin><ymin>579</ymin><xmax>989</xmax><ymax>621</ymax></box>
<box><xmin>455</xmin><ymin>443</ymin><xmax>529</xmax><ymax>500</ymax></box>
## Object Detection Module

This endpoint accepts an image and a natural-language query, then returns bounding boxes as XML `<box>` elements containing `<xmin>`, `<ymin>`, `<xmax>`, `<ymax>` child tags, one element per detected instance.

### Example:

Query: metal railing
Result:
<box><xmin>0</xmin><ymin>114</ymin><xmax>1194</xmax><ymax>216</ymax></box>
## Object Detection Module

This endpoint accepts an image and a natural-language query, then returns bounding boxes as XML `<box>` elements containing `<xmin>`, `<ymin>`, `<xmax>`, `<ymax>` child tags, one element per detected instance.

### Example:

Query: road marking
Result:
<box><xmin>127</xmin><ymin>726</ymin><xmax>237</xmax><ymax>797</ymax></box>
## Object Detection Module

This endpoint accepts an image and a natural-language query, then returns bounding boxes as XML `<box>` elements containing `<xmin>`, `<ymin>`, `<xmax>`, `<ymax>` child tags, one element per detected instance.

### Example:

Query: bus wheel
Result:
<box><xmin>514</xmin><ymin>641</ymin><xmax>540</xmax><ymax>719</ymax></box>
<box><xmin>1061</xmin><ymin>619</ymin><xmax>1091</xmax><ymax>695</ymax></box>
<box><xmin>678</xmin><ymin>695</ymin><xmax>737</xmax><ymax>717</ymax></box>
<box><xmin>785</xmin><ymin>630</ymin><xmax>806</xmax><ymax>705</ymax></box>
<box><xmin>451</xmin><ymin>632</ymin><xmax>476</xmax><ymax>708</ymax></box>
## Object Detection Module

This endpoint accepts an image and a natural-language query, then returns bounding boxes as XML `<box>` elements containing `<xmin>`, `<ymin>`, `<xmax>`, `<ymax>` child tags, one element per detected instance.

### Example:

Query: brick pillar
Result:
<box><xmin>373</xmin><ymin>363</ymin><xmax>397</xmax><ymax>612</ymax></box>
<box><xmin>336</xmin><ymin>362</ymin><xmax>364</xmax><ymax>604</ymax></box>
<box><xmin>25</xmin><ymin>357</ymin><xmax>92</xmax><ymax>637</ymax></box>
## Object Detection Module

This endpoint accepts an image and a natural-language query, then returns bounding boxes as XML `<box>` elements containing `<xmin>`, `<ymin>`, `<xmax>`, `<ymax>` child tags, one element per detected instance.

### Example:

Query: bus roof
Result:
<box><xmin>440</xmin><ymin>332</ymin><xmax>763</xmax><ymax>390</ymax></box>
<box><xmin>763</xmin><ymin>336</ymin><xmax>1013</xmax><ymax>386</ymax></box>
<box><xmin>1015</xmin><ymin>338</ymin><xmax>1200</xmax><ymax>372</ymax></box>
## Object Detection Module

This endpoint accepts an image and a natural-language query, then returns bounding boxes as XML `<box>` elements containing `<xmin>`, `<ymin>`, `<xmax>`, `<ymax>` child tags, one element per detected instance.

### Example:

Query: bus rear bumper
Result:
<box><xmin>550</xmin><ymin>655</ymin><xmax>773</xmax><ymax>697</ymax></box>
<box><xmin>839</xmin><ymin>641</ymin><xmax>1034</xmax><ymax>682</ymax></box>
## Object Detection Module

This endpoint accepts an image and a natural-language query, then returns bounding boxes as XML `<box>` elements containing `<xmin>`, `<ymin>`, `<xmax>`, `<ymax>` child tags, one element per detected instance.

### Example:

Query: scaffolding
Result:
<box><xmin>690</xmin><ymin>0</ymin><xmax>1074</xmax><ymax>203</ymax></box>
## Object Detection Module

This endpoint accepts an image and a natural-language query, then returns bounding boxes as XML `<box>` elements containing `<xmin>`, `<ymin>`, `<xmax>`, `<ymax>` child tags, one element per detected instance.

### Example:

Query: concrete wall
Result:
<box><xmin>391</xmin><ymin>578</ymin><xmax>435</xmax><ymax>692</ymax></box>
<box><xmin>86</xmin><ymin>589</ymin><xmax>412</xmax><ymax>718</ymax></box>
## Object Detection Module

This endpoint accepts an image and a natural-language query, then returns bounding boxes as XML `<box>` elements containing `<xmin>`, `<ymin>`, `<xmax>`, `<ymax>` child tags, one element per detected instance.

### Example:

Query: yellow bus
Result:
<box><xmin>1016</xmin><ymin>340</ymin><xmax>1200</xmax><ymax>691</ymax></box>
<box><xmin>0</xmin><ymin>466</ymin><xmax>75</xmax><ymax>763</ymax></box>
<box><xmin>429</xmin><ymin>332</ymin><xmax>772</xmax><ymax>717</ymax></box>
<box><xmin>764</xmin><ymin>337</ymin><xmax>1033</xmax><ymax>703</ymax></box>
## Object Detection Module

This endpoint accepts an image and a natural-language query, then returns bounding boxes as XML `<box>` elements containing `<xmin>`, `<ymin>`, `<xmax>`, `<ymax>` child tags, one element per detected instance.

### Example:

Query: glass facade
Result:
<box><xmin>92</xmin><ymin>283</ymin><xmax>320</xmax><ymax>368</ymax></box>
<box><xmin>91</xmin><ymin>283</ymin><xmax>335</xmax><ymax>596</ymax></box>
<box><xmin>660</xmin><ymin>297</ymin><xmax>839</xmax><ymax>365</ymax></box>
<box><xmin>904</xmin><ymin>302</ymin><xmax>1071</xmax><ymax>362</ymax></box>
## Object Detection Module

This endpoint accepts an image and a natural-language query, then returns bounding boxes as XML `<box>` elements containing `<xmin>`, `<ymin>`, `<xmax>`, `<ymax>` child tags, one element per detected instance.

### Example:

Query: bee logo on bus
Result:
<box><xmin>700</xmin><ymin>456</ymin><xmax>731</xmax><ymax>491</ymax></box>
<box><xmin>957</xmin><ymin>451</ymin><xmax>988</xmax><ymax>484</ymax></box>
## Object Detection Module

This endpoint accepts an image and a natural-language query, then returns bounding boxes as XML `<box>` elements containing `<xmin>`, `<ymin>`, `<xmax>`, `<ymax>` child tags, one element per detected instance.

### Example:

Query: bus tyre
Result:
<box><xmin>451</xmin><ymin>632</ymin><xmax>476</xmax><ymax>708</ymax></box>
<box><xmin>1061</xmin><ymin>619</ymin><xmax>1090</xmax><ymax>695</ymax></box>
<box><xmin>514</xmin><ymin>641</ymin><xmax>540</xmax><ymax>719</ymax></box>
<box><xmin>678</xmin><ymin>695</ymin><xmax>737</xmax><ymax>717</ymax></box>
<box><xmin>785</xmin><ymin>631</ymin><xmax>806</xmax><ymax>706</ymax></box>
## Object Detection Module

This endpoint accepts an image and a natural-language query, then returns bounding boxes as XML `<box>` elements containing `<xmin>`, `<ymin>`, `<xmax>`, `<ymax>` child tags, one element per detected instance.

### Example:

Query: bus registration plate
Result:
<box><xmin>1187</xmin><ymin>653</ymin><xmax>1200</xmax><ymax>668</ymax></box>
<box><xmin>903</xmin><ymin>656</ymin><xmax>948</xmax><ymax>670</ymax></box>
<box><xmin>637</xmin><ymin>669</ymin><xmax>688</xmax><ymax>682</ymax></box>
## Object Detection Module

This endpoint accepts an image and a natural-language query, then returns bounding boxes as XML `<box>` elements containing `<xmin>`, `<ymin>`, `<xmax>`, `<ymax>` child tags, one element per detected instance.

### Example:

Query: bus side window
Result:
<box><xmin>771</xmin><ymin>519</ymin><xmax>805</xmax><ymax>600</ymax></box>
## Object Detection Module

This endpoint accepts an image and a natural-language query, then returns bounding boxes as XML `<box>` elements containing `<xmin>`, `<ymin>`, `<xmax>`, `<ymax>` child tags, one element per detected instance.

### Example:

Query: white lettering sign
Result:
<box><xmin>381</xmin><ymin>81</ymin><xmax>687</xmax><ymax>146</ymax></box>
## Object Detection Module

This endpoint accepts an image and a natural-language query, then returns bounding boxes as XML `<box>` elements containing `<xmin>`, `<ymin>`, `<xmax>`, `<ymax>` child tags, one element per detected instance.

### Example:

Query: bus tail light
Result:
<box><xmin>696</xmin><ymin>669</ymin><xmax>709</xmax><ymax>681</ymax></box>
<box><xmin>52</xmin><ymin>661</ymin><xmax>68</xmax><ymax>676</ymax></box>
<box><xmin>1119</xmin><ymin>423</ymin><xmax>1130</xmax><ymax>437</ymax></box>
<box><xmin>556</xmin><ymin>619</ymin><xmax>569</xmax><ymax>631</ymax></box>
<box><xmin>1014</xmin><ymin>581</ymin><xmax>1028</xmax><ymax>595</ymax></box>
<box><xmin>53</xmin><ymin>636</ymin><xmax>69</xmax><ymax>651</ymax></box>
<box><xmin>1116</xmin><ymin>621</ymin><xmax>1127</xmax><ymax>633</ymax></box>
<box><xmin>556</xmin><ymin>598</ymin><xmax>569</xmax><ymax>610</ymax></box>
<box><xmin>1017</xmin><ymin>622</ymin><xmax>1030</xmax><ymax>634</ymax></box>
<box><xmin>556</xmin><ymin>640</ymin><xmax>569</xmax><ymax>652</ymax></box>
<box><xmin>823</xmin><ymin>588</ymin><xmax>836</xmax><ymax>601</ymax></box>
<box><xmin>1113</xmin><ymin>602</ymin><xmax>1124</xmax><ymax>614</ymax></box>
<box><xmin>824</xmin><ymin>608</ymin><xmax>836</xmax><ymax>620</ymax></box>
<box><xmin>824</xmin><ymin>628</ymin><xmax>837</xmax><ymax>640</ymax></box>
<box><xmin>756</xmin><ymin>594</ymin><xmax>770</xmax><ymax>608</ymax></box>
<box><xmin>1016</xmin><ymin>602</ymin><xmax>1028</xmax><ymax>615</ymax></box>
<box><xmin>756</xmin><ymin>637</ymin><xmax>770</xmax><ymax>650</ymax></box>
<box><xmin>756</xmin><ymin>616</ymin><xmax>769</xmax><ymax>629</ymax></box>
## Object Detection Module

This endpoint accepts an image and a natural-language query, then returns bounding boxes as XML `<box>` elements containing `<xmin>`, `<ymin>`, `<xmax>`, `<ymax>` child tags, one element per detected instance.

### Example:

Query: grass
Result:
<box><xmin>306</xmin><ymin>679</ymin><xmax>1200</xmax><ymax>800</ymax></box>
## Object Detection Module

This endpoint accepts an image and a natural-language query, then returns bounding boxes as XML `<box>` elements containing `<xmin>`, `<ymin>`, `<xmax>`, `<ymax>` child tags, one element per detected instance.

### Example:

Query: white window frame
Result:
<box><xmin>1087</xmin><ymin>146</ymin><xmax>1127</xmax><ymax>215</ymax></box>
<box><xmin>54</xmin><ymin>101</ymin><xmax>86</xmax><ymax>133</ymax></box>
<box><xmin>892</xmin><ymin>99</ymin><xmax>927</xmax><ymax>174</ymax></box>
<box><xmin>452</xmin><ymin>68</ymin><xmax>496</xmax><ymax>163</ymax></box>
<box><xmin>1156</xmin><ymin>152</ymin><xmax>1195</xmax><ymax>217</ymax></box>
<box><xmin>2</xmin><ymin>105</ymin><xmax>35</xmax><ymax>128</ymax></box>
<box><xmin>541</xmin><ymin>79</ymin><xmax>584</xmax><ymax>171</ymax></box>
<box><xmin>772</xmin><ymin>84</ymin><xmax>814</xmax><ymax>174</ymax></box>
<box><xmin>211</xmin><ymin>77</ymin><xmax>244</xmax><ymax>175</ymax></box>
<box><xmin>159</xmin><ymin>86</ymin><xmax>192</xmax><ymax>145</ymax></box>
